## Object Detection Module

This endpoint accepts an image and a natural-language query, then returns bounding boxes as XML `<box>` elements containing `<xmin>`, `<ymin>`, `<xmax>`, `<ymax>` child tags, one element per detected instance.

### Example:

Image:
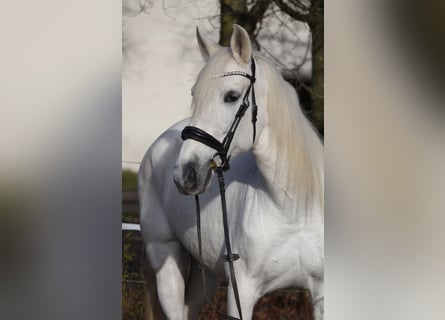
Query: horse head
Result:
<box><xmin>174</xmin><ymin>25</ymin><xmax>267</xmax><ymax>195</ymax></box>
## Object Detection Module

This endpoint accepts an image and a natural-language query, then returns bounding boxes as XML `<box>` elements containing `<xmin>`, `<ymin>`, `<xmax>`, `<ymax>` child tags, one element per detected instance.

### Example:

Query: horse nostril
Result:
<box><xmin>184</xmin><ymin>165</ymin><xmax>198</xmax><ymax>187</ymax></box>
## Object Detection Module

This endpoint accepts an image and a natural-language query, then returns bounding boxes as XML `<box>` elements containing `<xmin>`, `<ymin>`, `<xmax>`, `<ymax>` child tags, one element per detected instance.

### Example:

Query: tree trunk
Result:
<box><xmin>220</xmin><ymin>0</ymin><xmax>248</xmax><ymax>45</ymax></box>
<box><xmin>309</xmin><ymin>17</ymin><xmax>324</xmax><ymax>136</ymax></box>
<box><xmin>219</xmin><ymin>0</ymin><xmax>271</xmax><ymax>45</ymax></box>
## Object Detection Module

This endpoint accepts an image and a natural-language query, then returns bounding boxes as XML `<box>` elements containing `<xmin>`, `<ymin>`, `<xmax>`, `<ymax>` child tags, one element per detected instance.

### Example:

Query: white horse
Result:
<box><xmin>138</xmin><ymin>25</ymin><xmax>324</xmax><ymax>320</ymax></box>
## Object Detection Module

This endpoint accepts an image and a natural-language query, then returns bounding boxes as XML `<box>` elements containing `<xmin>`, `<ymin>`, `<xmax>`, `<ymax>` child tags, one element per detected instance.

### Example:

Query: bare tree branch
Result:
<box><xmin>249</xmin><ymin>0</ymin><xmax>272</xmax><ymax>23</ymax></box>
<box><xmin>272</xmin><ymin>0</ymin><xmax>310</xmax><ymax>23</ymax></box>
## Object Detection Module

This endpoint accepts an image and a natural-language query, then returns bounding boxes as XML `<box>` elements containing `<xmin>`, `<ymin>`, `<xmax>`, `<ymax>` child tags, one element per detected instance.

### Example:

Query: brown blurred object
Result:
<box><xmin>198</xmin><ymin>284</ymin><xmax>313</xmax><ymax>320</ymax></box>
<box><xmin>385</xmin><ymin>0</ymin><xmax>445</xmax><ymax>94</ymax></box>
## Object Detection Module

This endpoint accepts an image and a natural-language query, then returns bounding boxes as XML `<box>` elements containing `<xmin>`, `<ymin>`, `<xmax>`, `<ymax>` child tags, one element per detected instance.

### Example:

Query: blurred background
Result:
<box><xmin>0</xmin><ymin>0</ymin><xmax>444</xmax><ymax>319</ymax></box>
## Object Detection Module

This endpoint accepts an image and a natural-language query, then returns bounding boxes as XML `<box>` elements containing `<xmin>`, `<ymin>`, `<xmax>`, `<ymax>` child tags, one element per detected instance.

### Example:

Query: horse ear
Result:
<box><xmin>196</xmin><ymin>27</ymin><xmax>219</xmax><ymax>62</ymax></box>
<box><xmin>230</xmin><ymin>24</ymin><xmax>252</xmax><ymax>65</ymax></box>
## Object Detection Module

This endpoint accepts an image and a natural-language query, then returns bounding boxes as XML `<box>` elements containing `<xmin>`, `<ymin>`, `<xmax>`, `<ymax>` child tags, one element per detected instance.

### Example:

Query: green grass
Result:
<box><xmin>122</xmin><ymin>169</ymin><xmax>138</xmax><ymax>190</ymax></box>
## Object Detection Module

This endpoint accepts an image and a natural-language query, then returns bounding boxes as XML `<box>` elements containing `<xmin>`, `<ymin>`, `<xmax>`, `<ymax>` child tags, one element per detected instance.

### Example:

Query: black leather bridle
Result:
<box><xmin>181</xmin><ymin>58</ymin><xmax>257</xmax><ymax>171</ymax></box>
<box><xmin>180</xmin><ymin>58</ymin><xmax>258</xmax><ymax>320</ymax></box>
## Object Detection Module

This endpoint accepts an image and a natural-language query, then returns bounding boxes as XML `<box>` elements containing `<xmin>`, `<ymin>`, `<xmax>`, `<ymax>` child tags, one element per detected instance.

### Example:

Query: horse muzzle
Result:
<box><xmin>173</xmin><ymin>162</ymin><xmax>211</xmax><ymax>195</ymax></box>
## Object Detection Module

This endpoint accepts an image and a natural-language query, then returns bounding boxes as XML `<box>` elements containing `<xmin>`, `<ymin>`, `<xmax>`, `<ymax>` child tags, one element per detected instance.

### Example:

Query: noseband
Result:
<box><xmin>179</xmin><ymin>58</ymin><xmax>258</xmax><ymax>320</ymax></box>
<box><xmin>181</xmin><ymin>58</ymin><xmax>257</xmax><ymax>171</ymax></box>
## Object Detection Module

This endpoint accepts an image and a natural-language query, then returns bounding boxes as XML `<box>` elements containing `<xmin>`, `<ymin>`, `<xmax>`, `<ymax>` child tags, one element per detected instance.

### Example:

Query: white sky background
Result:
<box><xmin>122</xmin><ymin>0</ymin><xmax>311</xmax><ymax>171</ymax></box>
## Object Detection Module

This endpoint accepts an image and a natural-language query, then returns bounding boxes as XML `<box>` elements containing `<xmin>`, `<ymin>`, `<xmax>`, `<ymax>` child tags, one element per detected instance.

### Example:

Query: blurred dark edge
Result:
<box><xmin>384</xmin><ymin>0</ymin><xmax>445</xmax><ymax>109</ymax></box>
<box><xmin>0</xmin><ymin>1</ymin><xmax>122</xmax><ymax>320</ymax></box>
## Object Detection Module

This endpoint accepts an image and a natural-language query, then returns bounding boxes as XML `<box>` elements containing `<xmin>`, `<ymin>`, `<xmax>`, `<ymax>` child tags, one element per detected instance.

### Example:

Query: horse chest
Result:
<box><xmin>167</xmin><ymin>176</ymin><xmax>257</xmax><ymax>273</ymax></box>
<box><xmin>259</xmin><ymin>223</ymin><xmax>324</xmax><ymax>291</ymax></box>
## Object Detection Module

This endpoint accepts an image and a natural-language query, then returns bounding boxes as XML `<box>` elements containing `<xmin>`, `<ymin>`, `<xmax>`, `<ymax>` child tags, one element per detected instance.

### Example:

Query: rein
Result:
<box><xmin>181</xmin><ymin>58</ymin><xmax>258</xmax><ymax>320</ymax></box>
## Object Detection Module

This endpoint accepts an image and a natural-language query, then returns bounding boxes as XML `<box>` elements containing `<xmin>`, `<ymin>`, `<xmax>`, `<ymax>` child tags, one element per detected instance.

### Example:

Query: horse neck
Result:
<box><xmin>252</xmin><ymin>80</ymin><xmax>324</xmax><ymax>222</ymax></box>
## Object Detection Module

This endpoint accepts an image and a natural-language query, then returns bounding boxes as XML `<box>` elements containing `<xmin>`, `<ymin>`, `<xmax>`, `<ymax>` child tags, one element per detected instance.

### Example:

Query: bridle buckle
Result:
<box><xmin>210</xmin><ymin>153</ymin><xmax>231</xmax><ymax>172</ymax></box>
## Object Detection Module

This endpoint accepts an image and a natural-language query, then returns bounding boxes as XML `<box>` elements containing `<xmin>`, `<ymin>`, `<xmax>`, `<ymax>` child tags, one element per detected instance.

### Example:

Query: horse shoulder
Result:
<box><xmin>138</xmin><ymin>118</ymin><xmax>190</xmax><ymax>243</ymax></box>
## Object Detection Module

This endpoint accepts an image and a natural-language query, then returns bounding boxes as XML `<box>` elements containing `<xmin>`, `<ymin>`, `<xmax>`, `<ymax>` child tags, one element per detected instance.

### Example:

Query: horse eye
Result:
<box><xmin>224</xmin><ymin>91</ymin><xmax>240</xmax><ymax>103</ymax></box>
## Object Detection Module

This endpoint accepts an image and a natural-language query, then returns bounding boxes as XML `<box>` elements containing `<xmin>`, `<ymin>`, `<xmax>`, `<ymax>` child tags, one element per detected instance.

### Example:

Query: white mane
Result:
<box><xmin>256</xmin><ymin>54</ymin><xmax>324</xmax><ymax>216</ymax></box>
<box><xmin>191</xmin><ymin>49</ymin><xmax>324</xmax><ymax>217</ymax></box>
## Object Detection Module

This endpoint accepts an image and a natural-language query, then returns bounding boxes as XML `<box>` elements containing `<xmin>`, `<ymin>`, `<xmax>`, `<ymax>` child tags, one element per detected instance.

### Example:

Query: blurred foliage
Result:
<box><xmin>122</xmin><ymin>210</ymin><xmax>140</xmax><ymax>224</ymax></box>
<box><xmin>122</xmin><ymin>230</ymin><xmax>146</xmax><ymax>320</ymax></box>
<box><xmin>122</xmin><ymin>170</ymin><xmax>139</xmax><ymax>223</ymax></box>
<box><xmin>198</xmin><ymin>285</ymin><xmax>313</xmax><ymax>319</ymax></box>
<box><xmin>122</xmin><ymin>169</ymin><xmax>138</xmax><ymax>190</ymax></box>
<box><xmin>122</xmin><ymin>169</ymin><xmax>145</xmax><ymax>320</ymax></box>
